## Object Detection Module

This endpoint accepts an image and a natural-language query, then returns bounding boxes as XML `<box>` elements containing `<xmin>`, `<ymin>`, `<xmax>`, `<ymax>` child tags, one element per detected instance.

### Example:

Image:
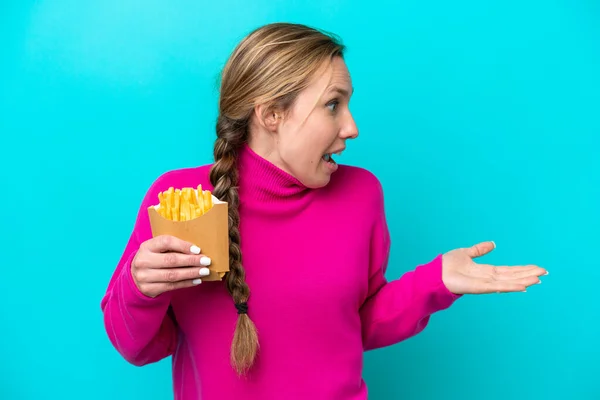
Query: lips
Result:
<box><xmin>322</xmin><ymin>153</ymin><xmax>335</xmax><ymax>163</ymax></box>
<box><xmin>322</xmin><ymin>149</ymin><xmax>344</xmax><ymax>164</ymax></box>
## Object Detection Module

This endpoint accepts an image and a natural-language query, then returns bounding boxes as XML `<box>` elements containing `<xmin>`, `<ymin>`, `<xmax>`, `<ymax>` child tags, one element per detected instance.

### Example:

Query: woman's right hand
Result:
<box><xmin>131</xmin><ymin>235</ymin><xmax>212</xmax><ymax>298</ymax></box>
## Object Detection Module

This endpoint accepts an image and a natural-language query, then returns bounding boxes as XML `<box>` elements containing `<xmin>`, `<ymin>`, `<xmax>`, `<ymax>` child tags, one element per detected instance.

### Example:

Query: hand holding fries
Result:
<box><xmin>131</xmin><ymin>235</ymin><xmax>213</xmax><ymax>298</ymax></box>
<box><xmin>146</xmin><ymin>185</ymin><xmax>229</xmax><ymax>283</ymax></box>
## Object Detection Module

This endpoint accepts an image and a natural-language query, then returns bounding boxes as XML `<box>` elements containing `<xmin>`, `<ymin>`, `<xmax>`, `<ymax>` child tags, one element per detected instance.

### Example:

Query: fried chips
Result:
<box><xmin>153</xmin><ymin>186</ymin><xmax>214</xmax><ymax>221</ymax></box>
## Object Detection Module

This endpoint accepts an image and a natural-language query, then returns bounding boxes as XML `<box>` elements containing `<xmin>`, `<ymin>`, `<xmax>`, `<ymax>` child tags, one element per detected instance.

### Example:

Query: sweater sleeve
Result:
<box><xmin>359</xmin><ymin>180</ymin><xmax>462</xmax><ymax>351</ymax></box>
<box><xmin>100</xmin><ymin>177</ymin><xmax>178</xmax><ymax>366</ymax></box>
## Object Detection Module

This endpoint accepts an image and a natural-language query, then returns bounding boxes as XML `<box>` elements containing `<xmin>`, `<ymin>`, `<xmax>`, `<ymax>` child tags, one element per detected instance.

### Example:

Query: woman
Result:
<box><xmin>101</xmin><ymin>22</ymin><xmax>546</xmax><ymax>400</ymax></box>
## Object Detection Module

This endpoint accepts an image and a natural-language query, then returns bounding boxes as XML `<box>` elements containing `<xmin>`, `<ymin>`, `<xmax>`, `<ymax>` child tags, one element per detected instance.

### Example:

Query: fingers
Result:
<box><xmin>132</xmin><ymin>236</ymin><xmax>214</xmax><ymax>298</ymax></box>
<box><xmin>484</xmin><ymin>273</ymin><xmax>542</xmax><ymax>293</ymax></box>
<box><xmin>135</xmin><ymin>265</ymin><xmax>211</xmax><ymax>284</ymax></box>
<box><xmin>488</xmin><ymin>265</ymin><xmax>547</xmax><ymax>281</ymax></box>
<box><xmin>466</xmin><ymin>241</ymin><xmax>496</xmax><ymax>259</ymax></box>
<box><xmin>133</xmin><ymin>265</ymin><xmax>211</xmax><ymax>298</ymax></box>
<box><xmin>134</xmin><ymin>250</ymin><xmax>212</xmax><ymax>270</ymax></box>
<box><xmin>157</xmin><ymin>252</ymin><xmax>212</xmax><ymax>269</ymax></box>
<box><xmin>142</xmin><ymin>235</ymin><xmax>201</xmax><ymax>255</ymax></box>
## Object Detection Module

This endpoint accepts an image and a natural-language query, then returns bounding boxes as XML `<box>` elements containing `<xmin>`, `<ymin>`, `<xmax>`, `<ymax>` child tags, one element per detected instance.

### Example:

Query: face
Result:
<box><xmin>250</xmin><ymin>56</ymin><xmax>359</xmax><ymax>189</ymax></box>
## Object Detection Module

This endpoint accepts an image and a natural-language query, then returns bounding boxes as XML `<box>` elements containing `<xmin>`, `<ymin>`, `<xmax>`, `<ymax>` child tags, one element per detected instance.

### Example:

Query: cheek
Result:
<box><xmin>278</xmin><ymin>116</ymin><xmax>334</xmax><ymax>179</ymax></box>
<box><xmin>305</xmin><ymin>118</ymin><xmax>335</xmax><ymax>148</ymax></box>
<box><xmin>282</xmin><ymin>124</ymin><xmax>325</xmax><ymax>160</ymax></box>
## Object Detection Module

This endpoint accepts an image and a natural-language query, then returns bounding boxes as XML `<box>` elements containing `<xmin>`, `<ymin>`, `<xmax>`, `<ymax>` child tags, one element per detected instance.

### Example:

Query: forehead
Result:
<box><xmin>311</xmin><ymin>56</ymin><xmax>352</xmax><ymax>93</ymax></box>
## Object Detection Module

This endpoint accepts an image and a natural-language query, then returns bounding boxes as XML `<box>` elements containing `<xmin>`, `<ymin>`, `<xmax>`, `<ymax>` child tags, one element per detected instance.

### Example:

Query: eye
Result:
<box><xmin>326</xmin><ymin>99</ymin><xmax>339</xmax><ymax>113</ymax></box>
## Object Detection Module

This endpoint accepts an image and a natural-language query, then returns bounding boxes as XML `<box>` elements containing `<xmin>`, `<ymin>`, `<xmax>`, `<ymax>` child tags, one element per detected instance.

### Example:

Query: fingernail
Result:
<box><xmin>537</xmin><ymin>280</ymin><xmax>542</xmax><ymax>284</ymax></box>
<box><xmin>522</xmin><ymin>290</ymin><xmax>527</xmax><ymax>292</ymax></box>
<box><xmin>200</xmin><ymin>256</ymin><xmax>211</xmax><ymax>266</ymax></box>
<box><xmin>192</xmin><ymin>279</ymin><xmax>202</xmax><ymax>285</ymax></box>
<box><xmin>190</xmin><ymin>245</ymin><xmax>201</xmax><ymax>254</ymax></box>
<box><xmin>545</xmin><ymin>271</ymin><xmax>549</xmax><ymax>275</ymax></box>
<box><xmin>491</xmin><ymin>241</ymin><xmax>496</xmax><ymax>249</ymax></box>
<box><xmin>199</xmin><ymin>267</ymin><xmax>210</xmax><ymax>277</ymax></box>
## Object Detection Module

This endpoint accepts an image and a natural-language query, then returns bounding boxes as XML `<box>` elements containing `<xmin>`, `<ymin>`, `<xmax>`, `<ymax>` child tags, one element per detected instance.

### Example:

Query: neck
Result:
<box><xmin>245</xmin><ymin>131</ymin><xmax>291</xmax><ymax>177</ymax></box>
<box><xmin>237</xmin><ymin>143</ymin><xmax>315</xmax><ymax>215</ymax></box>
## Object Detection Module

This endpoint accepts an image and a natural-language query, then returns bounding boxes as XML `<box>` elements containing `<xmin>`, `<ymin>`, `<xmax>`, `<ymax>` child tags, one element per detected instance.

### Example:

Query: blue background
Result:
<box><xmin>1</xmin><ymin>1</ymin><xmax>598</xmax><ymax>399</ymax></box>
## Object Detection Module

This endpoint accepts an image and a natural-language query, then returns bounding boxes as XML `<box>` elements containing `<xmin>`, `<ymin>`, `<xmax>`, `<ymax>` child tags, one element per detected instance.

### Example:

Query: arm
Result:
<box><xmin>359</xmin><ymin>181</ymin><xmax>461</xmax><ymax>351</ymax></box>
<box><xmin>100</xmin><ymin>179</ymin><xmax>177</xmax><ymax>366</ymax></box>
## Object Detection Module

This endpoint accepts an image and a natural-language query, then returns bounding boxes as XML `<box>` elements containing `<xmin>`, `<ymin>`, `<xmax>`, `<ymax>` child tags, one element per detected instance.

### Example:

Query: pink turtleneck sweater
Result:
<box><xmin>100</xmin><ymin>144</ymin><xmax>461</xmax><ymax>400</ymax></box>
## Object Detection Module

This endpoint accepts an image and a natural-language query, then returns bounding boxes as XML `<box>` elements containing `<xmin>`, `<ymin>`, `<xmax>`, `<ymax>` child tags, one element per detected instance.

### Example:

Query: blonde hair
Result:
<box><xmin>208</xmin><ymin>22</ymin><xmax>345</xmax><ymax>376</ymax></box>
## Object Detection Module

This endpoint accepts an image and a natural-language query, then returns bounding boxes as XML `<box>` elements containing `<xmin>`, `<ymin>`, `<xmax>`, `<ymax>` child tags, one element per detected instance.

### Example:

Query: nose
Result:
<box><xmin>340</xmin><ymin>111</ymin><xmax>359</xmax><ymax>140</ymax></box>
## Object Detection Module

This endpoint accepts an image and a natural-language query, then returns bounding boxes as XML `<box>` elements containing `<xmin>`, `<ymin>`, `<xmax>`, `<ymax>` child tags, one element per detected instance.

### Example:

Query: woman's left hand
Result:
<box><xmin>442</xmin><ymin>241</ymin><xmax>547</xmax><ymax>295</ymax></box>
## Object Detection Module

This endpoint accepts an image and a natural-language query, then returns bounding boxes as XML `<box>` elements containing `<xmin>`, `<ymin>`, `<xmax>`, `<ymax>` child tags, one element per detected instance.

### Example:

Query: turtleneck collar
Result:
<box><xmin>237</xmin><ymin>142</ymin><xmax>316</xmax><ymax>215</ymax></box>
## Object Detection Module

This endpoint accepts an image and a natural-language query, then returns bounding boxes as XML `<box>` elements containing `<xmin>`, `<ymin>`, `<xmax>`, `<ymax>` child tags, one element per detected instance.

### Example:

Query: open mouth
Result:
<box><xmin>322</xmin><ymin>151</ymin><xmax>342</xmax><ymax>165</ymax></box>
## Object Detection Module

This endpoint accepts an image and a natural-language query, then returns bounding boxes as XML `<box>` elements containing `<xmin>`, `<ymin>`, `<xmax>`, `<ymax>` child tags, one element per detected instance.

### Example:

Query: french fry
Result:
<box><xmin>180</xmin><ymin>192</ymin><xmax>189</xmax><ymax>221</ymax></box>
<box><xmin>180</xmin><ymin>190</ymin><xmax>186</xmax><ymax>221</ymax></box>
<box><xmin>173</xmin><ymin>190</ymin><xmax>180</xmax><ymax>221</ymax></box>
<box><xmin>184</xmin><ymin>188</ymin><xmax>193</xmax><ymax>221</ymax></box>
<box><xmin>186</xmin><ymin>188</ymin><xmax>196</xmax><ymax>208</ymax></box>
<box><xmin>203</xmin><ymin>190</ymin><xmax>212</xmax><ymax>213</ymax></box>
<box><xmin>166</xmin><ymin>187</ymin><xmax>174</xmax><ymax>220</ymax></box>
<box><xmin>158</xmin><ymin>192</ymin><xmax>166</xmax><ymax>218</ymax></box>
<box><xmin>197</xmin><ymin>189</ymin><xmax>205</xmax><ymax>216</ymax></box>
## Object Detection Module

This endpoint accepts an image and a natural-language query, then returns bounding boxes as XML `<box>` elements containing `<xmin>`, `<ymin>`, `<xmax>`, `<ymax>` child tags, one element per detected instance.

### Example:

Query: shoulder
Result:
<box><xmin>332</xmin><ymin>164</ymin><xmax>384</xmax><ymax>193</ymax></box>
<box><xmin>327</xmin><ymin>164</ymin><xmax>385</xmax><ymax>209</ymax></box>
<box><xmin>336</xmin><ymin>164</ymin><xmax>383</xmax><ymax>189</ymax></box>
<box><xmin>140</xmin><ymin>164</ymin><xmax>214</xmax><ymax>208</ymax></box>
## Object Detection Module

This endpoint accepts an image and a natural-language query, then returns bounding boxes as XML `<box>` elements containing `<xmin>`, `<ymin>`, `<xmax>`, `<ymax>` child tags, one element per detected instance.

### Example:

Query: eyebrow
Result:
<box><xmin>328</xmin><ymin>86</ymin><xmax>354</xmax><ymax>98</ymax></box>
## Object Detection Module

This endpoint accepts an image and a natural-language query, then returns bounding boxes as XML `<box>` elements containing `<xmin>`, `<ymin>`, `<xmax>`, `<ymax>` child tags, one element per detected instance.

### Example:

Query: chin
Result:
<box><xmin>302</xmin><ymin>174</ymin><xmax>331</xmax><ymax>189</ymax></box>
<box><xmin>289</xmin><ymin>160</ymin><xmax>335</xmax><ymax>189</ymax></box>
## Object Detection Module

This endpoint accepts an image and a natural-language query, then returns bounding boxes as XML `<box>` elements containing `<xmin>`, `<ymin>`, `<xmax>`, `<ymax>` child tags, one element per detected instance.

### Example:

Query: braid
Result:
<box><xmin>209</xmin><ymin>114</ymin><xmax>258</xmax><ymax>376</ymax></box>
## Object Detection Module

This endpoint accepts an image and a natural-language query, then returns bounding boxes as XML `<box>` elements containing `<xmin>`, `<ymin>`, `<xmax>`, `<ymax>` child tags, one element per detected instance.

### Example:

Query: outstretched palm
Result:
<box><xmin>442</xmin><ymin>241</ymin><xmax>547</xmax><ymax>295</ymax></box>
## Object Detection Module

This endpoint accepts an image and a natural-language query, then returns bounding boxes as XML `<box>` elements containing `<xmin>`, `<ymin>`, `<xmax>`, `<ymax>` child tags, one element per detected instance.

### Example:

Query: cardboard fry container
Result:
<box><xmin>147</xmin><ymin>194</ymin><xmax>229</xmax><ymax>281</ymax></box>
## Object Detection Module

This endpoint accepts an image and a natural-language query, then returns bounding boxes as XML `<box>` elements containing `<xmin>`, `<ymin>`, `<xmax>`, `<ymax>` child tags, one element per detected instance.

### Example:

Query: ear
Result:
<box><xmin>254</xmin><ymin>103</ymin><xmax>282</xmax><ymax>133</ymax></box>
